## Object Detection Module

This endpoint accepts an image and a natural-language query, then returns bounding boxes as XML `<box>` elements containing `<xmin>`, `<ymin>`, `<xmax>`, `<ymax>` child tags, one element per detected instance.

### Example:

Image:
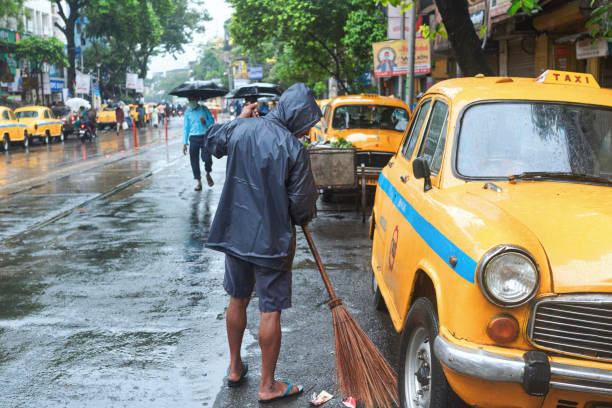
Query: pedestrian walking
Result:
<box><xmin>115</xmin><ymin>105</ymin><xmax>125</xmax><ymax>134</ymax></box>
<box><xmin>206</xmin><ymin>83</ymin><xmax>320</xmax><ymax>403</ymax></box>
<box><xmin>151</xmin><ymin>107</ymin><xmax>158</xmax><ymax>128</ymax></box>
<box><xmin>182</xmin><ymin>97</ymin><xmax>215</xmax><ymax>190</ymax></box>
<box><xmin>137</xmin><ymin>104</ymin><xmax>145</xmax><ymax>128</ymax></box>
<box><xmin>87</xmin><ymin>107</ymin><xmax>97</xmax><ymax>136</ymax></box>
<box><xmin>157</xmin><ymin>104</ymin><xmax>165</xmax><ymax>125</ymax></box>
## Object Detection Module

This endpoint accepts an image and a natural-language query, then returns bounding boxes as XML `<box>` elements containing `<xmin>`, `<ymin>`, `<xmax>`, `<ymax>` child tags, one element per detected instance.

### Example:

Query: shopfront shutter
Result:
<box><xmin>507</xmin><ymin>37</ymin><xmax>535</xmax><ymax>77</ymax></box>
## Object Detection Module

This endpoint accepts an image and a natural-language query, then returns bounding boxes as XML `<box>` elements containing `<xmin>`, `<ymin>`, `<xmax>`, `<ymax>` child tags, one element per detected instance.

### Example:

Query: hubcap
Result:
<box><xmin>404</xmin><ymin>327</ymin><xmax>432</xmax><ymax>408</ymax></box>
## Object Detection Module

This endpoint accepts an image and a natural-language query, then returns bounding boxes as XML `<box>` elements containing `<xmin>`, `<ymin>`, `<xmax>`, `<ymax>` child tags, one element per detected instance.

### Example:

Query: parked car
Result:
<box><xmin>370</xmin><ymin>70</ymin><xmax>612</xmax><ymax>408</ymax></box>
<box><xmin>14</xmin><ymin>106</ymin><xmax>63</xmax><ymax>144</ymax></box>
<box><xmin>319</xmin><ymin>94</ymin><xmax>410</xmax><ymax>188</ymax></box>
<box><xmin>308</xmin><ymin>98</ymin><xmax>330</xmax><ymax>142</ymax></box>
<box><xmin>0</xmin><ymin>106</ymin><xmax>28</xmax><ymax>151</ymax></box>
<box><xmin>52</xmin><ymin>106</ymin><xmax>76</xmax><ymax>139</ymax></box>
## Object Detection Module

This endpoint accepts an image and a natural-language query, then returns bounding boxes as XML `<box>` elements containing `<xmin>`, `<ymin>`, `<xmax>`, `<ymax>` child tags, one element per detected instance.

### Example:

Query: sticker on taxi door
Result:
<box><xmin>388</xmin><ymin>226</ymin><xmax>399</xmax><ymax>272</ymax></box>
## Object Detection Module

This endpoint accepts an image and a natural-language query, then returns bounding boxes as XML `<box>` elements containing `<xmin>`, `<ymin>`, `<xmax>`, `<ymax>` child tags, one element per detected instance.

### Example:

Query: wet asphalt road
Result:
<box><xmin>0</xmin><ymin>117</ymin><xmax>399</xmax><ymax>407</ymax></box>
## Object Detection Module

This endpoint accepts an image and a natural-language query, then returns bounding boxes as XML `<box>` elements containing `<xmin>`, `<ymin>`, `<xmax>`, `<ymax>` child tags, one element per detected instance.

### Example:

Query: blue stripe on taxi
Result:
<box><xmin>378</xmin><ymin>172</ymin><xmax>478</xmax><ymax>283</ymax></box>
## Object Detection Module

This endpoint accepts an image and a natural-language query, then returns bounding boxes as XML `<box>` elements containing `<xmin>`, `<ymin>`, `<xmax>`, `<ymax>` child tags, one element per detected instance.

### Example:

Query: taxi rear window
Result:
<box><xmin>332</xmin><ymin>104</ymin><xmax>408</xmax><ymax>131</ymax></box>
<box><xmin>456</xmin><ymin>102</ymin><xmax>612</xmax><ymax>181</ymax></box>
<box><xmin>16</xmin><ymin>110</ymin><xmax>38</xmax><ymax>118</ymax></box>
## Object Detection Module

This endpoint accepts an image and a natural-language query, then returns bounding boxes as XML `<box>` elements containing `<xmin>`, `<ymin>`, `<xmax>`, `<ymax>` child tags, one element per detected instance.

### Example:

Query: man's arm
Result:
<box><xmin>287</xmin><ymin>146</ymin><xmax>318</xmax><ymax>226</ymax></box>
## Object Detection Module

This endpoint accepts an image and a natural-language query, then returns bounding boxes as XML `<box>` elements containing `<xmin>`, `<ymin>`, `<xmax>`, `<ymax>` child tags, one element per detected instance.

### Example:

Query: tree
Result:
<box><xmin>52</xmin><ymin>0</ymin><xmax>87</xmax><ymax>95</ymax></box>
<box><xmin>228</xmin><ymin>0</ymin><xmax>386</xmax><ymax>94</ymax></box>
<box><xmin>0</xmin><ymin>0</ymin><xmax>24</xmax><ymax>20</ymax></box>
<box><xmin>15</xmin><ymin>36</ymin><xmax>68</xmax><ymax>104</ymax></box>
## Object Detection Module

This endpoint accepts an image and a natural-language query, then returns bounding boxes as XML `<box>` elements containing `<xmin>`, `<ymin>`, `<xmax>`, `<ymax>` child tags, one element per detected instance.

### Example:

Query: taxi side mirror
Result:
<box><xmin>412</xmin><ymin>157</ymin><xmax>432</xmax><ymax>192</ymax></box>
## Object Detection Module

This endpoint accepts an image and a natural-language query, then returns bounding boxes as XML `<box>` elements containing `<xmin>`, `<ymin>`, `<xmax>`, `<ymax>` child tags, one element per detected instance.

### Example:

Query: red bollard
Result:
<box><xmin>165</xmin><ymin>116</ymin><xmax>168</xmax><ymax>141</ymax></box>
<box><xmin>212</xmin><ymin>109</ymin><xmax>218</xmax><ymax>122</ymax></box>
<box><xmin>133</xmin><ymin>119</ymin><xmax>138</xmax><ymax>148</ymax></box>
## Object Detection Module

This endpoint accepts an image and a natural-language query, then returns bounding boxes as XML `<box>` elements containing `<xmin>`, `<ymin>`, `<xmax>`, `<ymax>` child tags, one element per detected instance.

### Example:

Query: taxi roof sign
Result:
<box><xmin>535</xmin><ymin>69</ymin><xmax>599</xmax><ymax>88</ymax></box>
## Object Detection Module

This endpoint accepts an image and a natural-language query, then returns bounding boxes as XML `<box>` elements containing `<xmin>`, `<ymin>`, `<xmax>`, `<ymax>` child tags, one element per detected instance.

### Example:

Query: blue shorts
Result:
<box><xmin>223</xmin><ymin>254</ymin><xmax>293</xmax><ymax>313</ymax></box>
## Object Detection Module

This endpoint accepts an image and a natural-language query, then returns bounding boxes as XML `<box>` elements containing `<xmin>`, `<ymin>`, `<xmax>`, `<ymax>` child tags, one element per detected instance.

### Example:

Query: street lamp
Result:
<box><xmin>96</xmin><ymin>62</ymin><xmax>102</xmax><ymax>107</ymax></box>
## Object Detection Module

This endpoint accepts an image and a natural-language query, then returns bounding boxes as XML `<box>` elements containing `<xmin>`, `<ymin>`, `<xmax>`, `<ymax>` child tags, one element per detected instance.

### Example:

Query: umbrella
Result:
<box><xmin>169</xmin><ymin>80</ymin><xmax>228</xmax><ymax>99</ymax></box>
<box><xmin>65</xmin><ymin>97</ymin><xmax>91</xmax><ymax>112</ymax></box>
<box><xmin>225</xmin><ymin>82</ymin><xmax>282</xmax><ymax>100</ymax></box>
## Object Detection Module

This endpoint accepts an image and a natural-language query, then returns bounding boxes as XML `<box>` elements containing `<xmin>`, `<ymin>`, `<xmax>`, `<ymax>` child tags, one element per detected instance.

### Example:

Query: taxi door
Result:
<box><xmin>374</xmin><ymin>98</ymin><xmax>433</xmax><ymax>320</ymax></box>
<box><xmin>379</xmin><ymin>97</ymin><xmax>451</xmax><ymax>324</ymax></box>
<box><xmin>7</xmin><ymin>110</ymin><xmax>22</xmax><ymax>141</ymax></box>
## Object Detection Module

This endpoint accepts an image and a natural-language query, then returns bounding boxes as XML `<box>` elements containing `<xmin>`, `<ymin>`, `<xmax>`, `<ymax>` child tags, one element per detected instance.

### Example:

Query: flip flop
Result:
<box><xmin>227</xmin><ymin>362</ymin><xmax>248</xmax><ymax>387</ymax></box>
<box><xmin>258</xmin><ymin>381</ymin><xmax>303</xmax><ymax>403</ymax></box>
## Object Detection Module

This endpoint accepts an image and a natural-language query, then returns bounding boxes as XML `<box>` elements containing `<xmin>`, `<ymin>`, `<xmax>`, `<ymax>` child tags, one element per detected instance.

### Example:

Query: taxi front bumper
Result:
<box><xmin>434</xmin><ymin>335</ymin><xmax>612</xmax><ymax>397</ymax></box>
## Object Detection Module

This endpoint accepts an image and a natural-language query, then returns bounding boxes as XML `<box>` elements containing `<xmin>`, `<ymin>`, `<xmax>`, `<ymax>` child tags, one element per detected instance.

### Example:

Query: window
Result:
<box><xmin>418</xmin><ymin>101</ymin><xmax>449</xmax><ymax>174</ymax></box>
<box><xmin>401</xmin><ymin>99</ymin><xmax>431</xmax><ymax>160</ymax></box>
<box><xmin>331</xmin><ymin>104</ymin><xmax>409</xmax><ymax>131</ymax></box>
<box><xmin>9</xmin><ymin>111</ymin><xmax>15</xmax><ymax>120</ymax></box>
<box><xmin>2</xmin><ymin>111</ymin><xmax>9</xmax><ymax>121</ymax></box>
<box><xmin>44</xmin><ymin>110</ymin><xmax>50</xmax><ymax>119</ymax></box>
<box><xmin>16</xmin><ymin>111</ymin><xmax>38</xmax><ymax>118</ymax></box>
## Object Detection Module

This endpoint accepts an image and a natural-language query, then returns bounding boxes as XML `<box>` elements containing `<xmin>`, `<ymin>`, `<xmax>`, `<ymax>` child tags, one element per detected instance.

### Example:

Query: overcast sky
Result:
<box><xmin>148</xmin><ymin>1</ymin><xmax>234</xmax><ymax>77</ymax></box>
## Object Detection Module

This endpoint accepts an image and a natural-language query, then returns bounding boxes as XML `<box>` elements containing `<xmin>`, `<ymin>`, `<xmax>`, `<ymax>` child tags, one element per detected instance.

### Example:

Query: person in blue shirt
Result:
<box><xmin>182</xmin><ymin>96</ymin><xmax>215</xmax><ymax>190</ymax></box>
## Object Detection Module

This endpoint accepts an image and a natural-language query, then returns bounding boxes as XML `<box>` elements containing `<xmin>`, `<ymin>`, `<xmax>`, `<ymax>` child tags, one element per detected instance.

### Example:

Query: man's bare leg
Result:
<box><xmin>257</xmin><ymin>310</ymin><xmax>299</xmax><ymax>400</ymax></box>
<box><xmin>226</xmin><ymin>296</ymin><xmax>250</xmax><ymax>381</ymax></box>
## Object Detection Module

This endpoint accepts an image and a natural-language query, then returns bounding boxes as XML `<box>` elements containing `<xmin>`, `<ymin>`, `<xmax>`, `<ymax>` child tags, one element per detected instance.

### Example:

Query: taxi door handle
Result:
<box><xmin>400</xmin><ymin>175</ymin><xmax>408</xmax><ymax>183</ymax></box>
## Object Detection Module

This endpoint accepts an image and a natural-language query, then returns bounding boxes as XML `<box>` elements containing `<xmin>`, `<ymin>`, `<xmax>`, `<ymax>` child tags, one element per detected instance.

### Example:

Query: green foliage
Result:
<box><xmin>15</xmin><ymin>36</ymin><xmax>69</xmax><ymax>71</ymax></box>
<box><xmin>331</xmin><ymin>137</ymin><xmax>354</xmax><ymax>148</ymax></box>
<box><xmin>228</xmin><ymin>0</ymin><xmax>386</xmax><ymax>93</ymax></box>
<box><xmin>586</xmin><ymin>0</ymin><xmax>612</xmax><ymax>40</ymax></box>
<box><xmin>0</xmin><ymin>0</ymin><xmax>24</xmax><ymax>21</ymax></box>
<box><xmin>145</xmin><ymin>70</ymin><xmax>190</xmax><ymax>102</ymax></box>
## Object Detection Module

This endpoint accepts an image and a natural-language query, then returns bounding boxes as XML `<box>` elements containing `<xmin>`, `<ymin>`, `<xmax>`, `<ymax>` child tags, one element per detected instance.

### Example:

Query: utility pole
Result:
<box><xmin>399</xmin><ymin>9</ymin><xmax>405</xmax><ymax>101</ymax></box>
<box><xmin>405</xmin><ymin>3</ymin><xmax>416</xmax><ymax>108</ymax></box>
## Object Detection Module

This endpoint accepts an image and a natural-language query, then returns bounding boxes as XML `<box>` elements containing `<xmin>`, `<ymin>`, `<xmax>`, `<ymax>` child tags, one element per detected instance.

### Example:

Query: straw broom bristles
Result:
<box><xmin>331</xmin><ymin>301</ymin><xmax>399</xmax><ymax>408</ymax></box>
<box><xmin>303</xmin><ymin>226</ymin><xmax>399</xmax><ymax>408</ymax></box>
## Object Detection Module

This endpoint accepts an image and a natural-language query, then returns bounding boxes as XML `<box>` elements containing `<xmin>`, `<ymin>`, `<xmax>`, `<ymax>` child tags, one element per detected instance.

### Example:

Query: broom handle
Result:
<box><xmin>302</xmin><ymin>225</ymin><xmax>338</xmax><ymax>302</ymax></box>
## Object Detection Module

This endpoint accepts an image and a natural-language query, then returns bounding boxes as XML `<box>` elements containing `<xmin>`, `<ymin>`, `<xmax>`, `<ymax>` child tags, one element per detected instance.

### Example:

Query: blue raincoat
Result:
<box><xmin>206</xmin><ymin>83</ymin><xmax>321</xmax><ymax>270</ymax></box>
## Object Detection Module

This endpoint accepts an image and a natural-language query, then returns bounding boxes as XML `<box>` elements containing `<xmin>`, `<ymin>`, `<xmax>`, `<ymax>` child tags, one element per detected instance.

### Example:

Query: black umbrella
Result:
<box><xmin>225</xmin><ymin>82</ymin><xmax>282</xmax><ymax>101</ymax></box>
<box><xmin>169</xmin><ymin>80</ymin><xmax>228</xmax><ymax>99</ymax></box>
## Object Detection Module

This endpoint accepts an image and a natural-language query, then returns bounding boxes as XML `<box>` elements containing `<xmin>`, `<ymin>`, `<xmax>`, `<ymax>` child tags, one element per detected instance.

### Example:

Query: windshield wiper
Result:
<box><xmin>508</xmin><ymin>172</ymin><xmax>612</xmax><ymax>186</ymax></box>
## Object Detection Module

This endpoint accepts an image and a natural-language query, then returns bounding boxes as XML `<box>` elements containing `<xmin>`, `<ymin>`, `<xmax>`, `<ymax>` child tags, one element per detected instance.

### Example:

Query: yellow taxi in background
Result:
<box><xmin>96</xmin><ymin>105</ymin><xmax>117</xmax><ymax>129</ymax></box>
<box><xmin>309</xmin><ymin>98</ymin><xmax>330</xmax><ymax>142</ymax></box>
<box><xmin>370</xmin><ymin>71</ymin><xmax>612</xmax><ymax>408</ymax></box>
<box><xmin>128</xmin><ymin>104</ymin><xmax>139</xmax><ymax>123</ymax></box>
<box><xmin>14</xmin><ymin>106</ymin><xmax>63</xmax><ymax>144</ymax></box>
<box><xmin>320</xmin><ymin>94</ymin><xmax>410</xmax><ymax>186</ymax></box>
<box><xmin>0</xmin><ymin>106</ymin><xmax>28</xmax><ymax>151</ymax></box>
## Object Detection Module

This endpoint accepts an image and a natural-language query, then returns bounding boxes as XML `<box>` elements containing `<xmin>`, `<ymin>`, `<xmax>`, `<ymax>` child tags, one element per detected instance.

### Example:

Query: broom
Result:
<box><xmin>302</xmin><ymin>225</ymin><xmax>399</xmax><ymax>408</ymax></box>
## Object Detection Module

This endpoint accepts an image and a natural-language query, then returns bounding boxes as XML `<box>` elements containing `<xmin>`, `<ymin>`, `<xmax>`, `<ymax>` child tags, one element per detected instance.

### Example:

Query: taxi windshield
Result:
<box><xmin>457</xmin><ymin>102</ymin><xmax>612</xmax><ymax>182</ymax></box>
<box><xmin>16</xmin><ymin>110</ymin><xmax>38</xmax><ymax>118</ymax></box>
<box><xmin>332</xmin><ymin>104</ymin><xmax>408</xmax><ymax>131</ymax></box>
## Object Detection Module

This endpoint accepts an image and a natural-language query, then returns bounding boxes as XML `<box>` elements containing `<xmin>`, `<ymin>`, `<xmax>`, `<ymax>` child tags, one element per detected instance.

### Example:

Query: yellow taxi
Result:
<box><xmin>0</xmin><ymin>106</ymin><xmax>28</xmax><ymax>151</ymax></box>
<box><xmin>14</xmin><ymin>106</ymin><xmax>63</xmax><ymax>145</ymax></box>
<box><xmin>309</xmin><ymin>98</ymin><xmax>330</xmax><ymax>142</ymax></box>
<box><xmin>370</xmin><ymin>71</ymin><xmax>612</xmax><ymax>408</ymax></box>
<box><xmin>320</xmin><ymin>94</ymin><xmax>410</xmax><ymax>186</ymax></box>
<box><xmin>128</xmin><ymin>104</ymin><xmax>139</xmax><ymax>122</ymax></box>
<box><xmin>96</xmin><ymin>105</ymin><xmax>117</xmax><ymax>129</ymax></box>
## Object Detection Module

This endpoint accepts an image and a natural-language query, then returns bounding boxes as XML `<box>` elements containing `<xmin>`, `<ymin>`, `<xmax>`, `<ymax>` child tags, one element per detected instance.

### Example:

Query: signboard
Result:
<box><xmin>135</xmin><ymin>77</ymin><xmax>144</xmax><ymax>93</ymax></box>
<box><xmin>232</xmin><ymin>60</ymin><xmax>248</xmax><ymax>80</ymax></box>
<box><xmin>0</xmin><ymin>29</ymin><xmax>18</xmax><ymax>44</ymax></box>
<box><xmin>75</xmin><ymin>70</ymin><xmax>90</xmax><ymax>94</ymax></box>
<box><xmin>50</xmin><ymin>77</ymin><xmax>64</xmax><ymax>92</ymax></box>
<box><xmin>248</xmin><ymin>66</ymin><xmax>263</xmax><ymax>80</ymax></box>
<box><xmin>387</xmin><ymin>15</ymin><xmax>408</xmax><ymax>40</ymax></box>
<box><xmin>373</xmin><ymin>40</ymin><xmax>409</xmax><ymax>77</ymax></box>
<box><xmin>414</xmin><ymin>38</ymin><xmax>431</xmax><ymax>75</ymax></box>
<box><xmin>126</xmin><ymin>73</ymin><xmax>138</xmax><ymax>89</ymax></box>
<box><xmin>576</xmin><ymin>39</ymin><xmax>609</xmax><ymax>60</ymax></box>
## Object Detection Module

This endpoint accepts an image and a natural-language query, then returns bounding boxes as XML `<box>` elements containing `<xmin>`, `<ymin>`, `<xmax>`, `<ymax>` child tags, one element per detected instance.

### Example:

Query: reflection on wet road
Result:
<box><xmin>0</xmin><ymin>117</ymin><xmax>398</xmax><ymax>407</ymax></box>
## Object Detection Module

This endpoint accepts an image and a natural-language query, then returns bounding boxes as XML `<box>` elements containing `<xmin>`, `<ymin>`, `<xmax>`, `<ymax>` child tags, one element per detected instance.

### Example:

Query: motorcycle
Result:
<box><xmin>77</xmin><ymin>122</ymin><xmax>96</xmax><ymax>142</ymax></box>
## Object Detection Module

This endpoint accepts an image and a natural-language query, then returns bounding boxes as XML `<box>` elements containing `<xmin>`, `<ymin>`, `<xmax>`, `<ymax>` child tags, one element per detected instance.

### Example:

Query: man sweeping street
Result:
<box><xmin>206</xmin><ymin>83</ymin><xmax>320</xmax><ymax>403</ymax></box>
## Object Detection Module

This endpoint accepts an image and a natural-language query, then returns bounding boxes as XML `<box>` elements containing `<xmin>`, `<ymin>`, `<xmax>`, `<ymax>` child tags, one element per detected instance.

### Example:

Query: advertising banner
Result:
<box><xmin>126</xmin><ymin>73</ymin><xmax>138</xmax><ymax>89</ymax></box>
<box><xmin>414</xmin><ymin>38</ymin><xmax>431</xmax><ymax>75</ymax></box>
<box><xmin>75</xmin><ymin>71</ymin><xmax>90</xmax><ymax>94</ymax></box>
<box><xmin>576</xmin><ymin>39</ymin><xmax>609</xmax><ymax>60</ymax></box>
<box><xmin>248</xmin><ymin>66</ymin><xmax>263</xmax><ymax>80</ymax></box>
<box><xmin>50</xmin><ymin>77</ymin><xmax>64</xmax><ymax>93</ymax></box>
<box><xmin>373</xmin><ymin>40</ymin><xmax>409</xmax><ymax>77</ymax></box>
<box><xmin>136</xmin><ymin>77</ymin><xmax>144</xmax><ymax>93</ymax></box>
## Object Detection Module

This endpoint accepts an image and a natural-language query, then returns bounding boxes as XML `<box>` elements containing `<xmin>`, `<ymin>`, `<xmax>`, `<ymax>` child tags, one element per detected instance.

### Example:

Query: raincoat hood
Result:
<box><xmin>266</xmin><ymin>83</ymin><xmax>322</xmax><ymax>135</ymax></box>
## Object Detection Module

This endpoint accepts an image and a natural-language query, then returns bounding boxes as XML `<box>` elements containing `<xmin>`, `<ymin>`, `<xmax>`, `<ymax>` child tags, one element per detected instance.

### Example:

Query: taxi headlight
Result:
<box><xmin>477</xmin><ymin>246</ymin><xmax>539</xmax><ymax>308</ymax></box>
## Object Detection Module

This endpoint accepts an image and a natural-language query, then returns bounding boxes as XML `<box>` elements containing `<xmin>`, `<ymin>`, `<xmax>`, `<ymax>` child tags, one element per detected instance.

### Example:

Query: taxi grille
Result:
<box><xmin>529</xmin><ymin>295</ymin><xmax>612</xmax><ymax>362</ymax></box>
<box><xmin>355</xmin><ymin>151</ymin><xmax>394</xmax><ymax>169</ymax></box>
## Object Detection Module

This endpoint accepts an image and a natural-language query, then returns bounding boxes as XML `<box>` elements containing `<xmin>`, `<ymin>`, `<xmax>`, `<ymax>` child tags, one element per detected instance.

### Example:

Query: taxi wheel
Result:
<box><xmin>399</xmin><ymin>298</ymin><xmax>467</xmax><ymax>408</ymax></box>
<box><xmin>371</xmin><ymin>271</ymin><xmax>387</xmax><ymax>312</ymax></box>
<box><xmin>2</xmin><ymin>135</ymin><xmax>9</xmax><ymax>152</ymax></box>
